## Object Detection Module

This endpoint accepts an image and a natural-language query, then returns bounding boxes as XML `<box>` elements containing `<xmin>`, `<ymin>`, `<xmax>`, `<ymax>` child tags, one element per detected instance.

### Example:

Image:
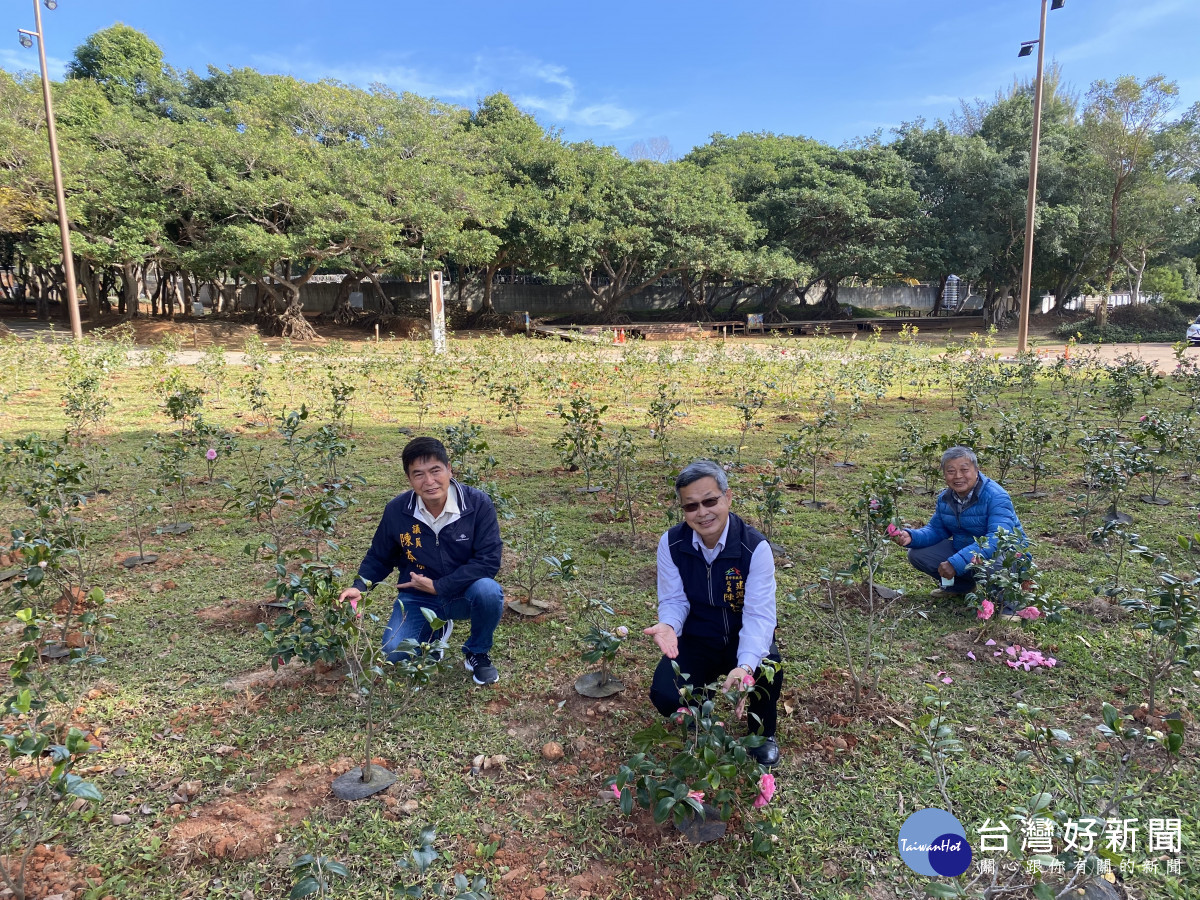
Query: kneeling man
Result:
<box><xmin>338</xmin><ymin>436</ymin><xmax>504</xmax><ymax>685</ymax></box>
<box><xmin>644</xmin><ymin>459</ymin><xmax>783</xmax><ymax>767</ymax></box>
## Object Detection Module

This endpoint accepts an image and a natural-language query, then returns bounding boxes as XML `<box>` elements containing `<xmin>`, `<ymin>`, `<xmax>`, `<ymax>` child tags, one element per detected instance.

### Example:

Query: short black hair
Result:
<box><xmin>402</xmin><ymin>437</ymin><xmax>450</xmax><ymax>474</ymax></box>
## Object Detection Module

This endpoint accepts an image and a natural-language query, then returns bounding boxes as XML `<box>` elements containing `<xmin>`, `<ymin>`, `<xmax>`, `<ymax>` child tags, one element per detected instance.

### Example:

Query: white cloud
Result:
<box><xmin>250</xmin><ymin>47</ymin><xmax>635</xmax><ymax>133</ymax></box>
<box><xmin>1057</xmin><ymin>0</ymin><xmax>1191</xmax><ymax>63</ymax></box>
<box><xmin>575</xmin><ymin>103</ymin><xmax>635</xmax><ymax>130</ymax></box>
<box><xmin>0</xmin><ymin>48</ymin><xmax>69</xmax><ymax>79</ymax></box>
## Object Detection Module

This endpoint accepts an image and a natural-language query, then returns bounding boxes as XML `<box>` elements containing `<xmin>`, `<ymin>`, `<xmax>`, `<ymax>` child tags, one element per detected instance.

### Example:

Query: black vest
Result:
<box><xmin>667</xmin><ymin>513</ymin><xmax>766</xmax><ymax>646</ymax></box>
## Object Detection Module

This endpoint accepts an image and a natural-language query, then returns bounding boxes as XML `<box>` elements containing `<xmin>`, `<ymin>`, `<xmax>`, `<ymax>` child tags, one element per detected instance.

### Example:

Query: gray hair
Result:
<box><xmin>675</xmin><ymin>459</ymin><xmax>729</xmax><ymax>494</ymax></box>
<box><xmin>941</xmin><ymin>446</ymin><xmax>979</xmax><ymax>470</ymax></box>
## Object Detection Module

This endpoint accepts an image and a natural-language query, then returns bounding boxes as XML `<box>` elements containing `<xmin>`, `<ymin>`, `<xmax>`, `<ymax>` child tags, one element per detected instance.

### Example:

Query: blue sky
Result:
<box><xmin>2</xmin><ymin>0</ymin><xmax>1198</xmax><ymax>155</ymax></box>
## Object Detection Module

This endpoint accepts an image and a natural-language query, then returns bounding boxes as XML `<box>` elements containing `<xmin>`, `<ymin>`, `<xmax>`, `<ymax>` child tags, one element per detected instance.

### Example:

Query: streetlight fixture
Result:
<box><xmin>1014</xmin><ymin>0</ymin><xmax>1066</xmax><ymax>354</ymax></box>
<box><xmin>18</xmin><ymin>0</ymin><xmax>82</xmax><ymax>340</ymax></box>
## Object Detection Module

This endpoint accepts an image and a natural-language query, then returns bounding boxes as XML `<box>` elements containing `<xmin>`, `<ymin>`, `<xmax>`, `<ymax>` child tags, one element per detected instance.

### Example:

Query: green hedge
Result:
<box><xmin>1053</xmin><ymin>302</ymin><xmax>1194</xmax><ymax>344</ymax></box>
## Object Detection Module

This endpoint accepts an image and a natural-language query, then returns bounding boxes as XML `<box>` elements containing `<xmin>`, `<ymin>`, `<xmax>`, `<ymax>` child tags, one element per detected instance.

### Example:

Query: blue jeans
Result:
<box><xmin>381</xmin><ymin>577</ymin><xmax>504</xmax><ymax>663</ymax></box>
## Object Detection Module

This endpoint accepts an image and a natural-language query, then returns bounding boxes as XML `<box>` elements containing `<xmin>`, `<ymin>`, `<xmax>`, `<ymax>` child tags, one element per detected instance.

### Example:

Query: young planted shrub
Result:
<box><xmin>259</xmin><ymin>558</ymin><xmax>453</xmax><ymax>795</ymax></box>
<box><xmin>817</xmin><ymin>470</ymin><xmax>909</xmax><ymax>702</ymax></box>
<box><xmin>554</xmin><ymin>393</ymin><xmax>607</xmax><ymax>491</ymax></box>
<box><xmin>611</xmin><ymin>667</ymin><xmax>779</xmax><ymax>852</ymax></box>
<box><xmin>646</xmin><ymin>382</ymin><xmax>684</xmax><ymax>463</ymax></box>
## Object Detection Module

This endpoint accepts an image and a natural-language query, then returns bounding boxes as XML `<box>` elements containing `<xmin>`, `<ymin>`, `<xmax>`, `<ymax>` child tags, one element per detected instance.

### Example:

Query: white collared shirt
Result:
<box><xmin>656</xmin><ymin>516</ymin><xmax>777</xmax><ymax>672</ymax></box>
<box><xmin>414</xmin><ymin>485</ymin><xmax>461</xmax><ymax>535</ymax></box>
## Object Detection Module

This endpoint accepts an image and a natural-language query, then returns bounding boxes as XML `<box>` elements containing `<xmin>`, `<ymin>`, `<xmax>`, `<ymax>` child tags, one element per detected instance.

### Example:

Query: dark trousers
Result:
<box><xmin>649</xmin><ymin>635</ymin><xmax>783</xmax><ymax>738</ymax></box>
<box><xmin>907</xmin><ymin>538</ymin><xmax>978</xmax><ymax>594</ymax></box>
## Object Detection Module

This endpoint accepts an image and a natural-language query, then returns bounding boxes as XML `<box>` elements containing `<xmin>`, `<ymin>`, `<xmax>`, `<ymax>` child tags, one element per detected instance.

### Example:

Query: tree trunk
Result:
<box><xmin>930</xmin><ymin>274</ymin><xmax>948</xmax><ymax>316</ymax></box>
<box><xmin>78</xmin><ymin>258</ymin><xmax>100</xmax><ymax>321</ymax></box>
<box><xmin>120</xmin><ymin>262</ymin><xmax>138</xmax><ymax>318</ymax></box>
<box><xmin>330</xmin><ymin>273</ymin><xmax>362</xmax><ymax>325</ymax></box>
<box><xmin>481</xmin><ymin>263</ymin><xmax>500</xmax><ymax>313</ymax></box>
<box><xmin>180</xmin><ymin>273</ymin><xmax>194</xmax><ymax>316</ymax></box>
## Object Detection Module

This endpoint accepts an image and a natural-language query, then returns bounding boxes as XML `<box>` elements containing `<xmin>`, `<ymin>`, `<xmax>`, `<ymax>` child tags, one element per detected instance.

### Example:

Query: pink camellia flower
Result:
<box><xmin>869</xmin><ymin>499</ymin><xmax>880</xmax><ymax>510</ymax></box>
<box><xmin>1017</xmin><ymin>606</ymin><xmax>1042</xmax><ymax>620</ymax></box>
<box><xmin>1139</xmin><ymin>415</ymin><xmax>1147</xmax><ymax>422</ymax></box>
<box><xmin>977</xmin><ymin>599</ymin><xmax>995</xmax><ymax>620</ymax></box>
<box><xmin>687</xmin><ymin>790</ymin><xmax>705</xmax><ymax>802</ymax></box>
<box><xmin>753</xmin><ymin>773</ymin><xmax>776</xmax><ymax>808</ymax></box>
<box><xmin>741</xmin><ymin>672</ymin><xmax>755</xmax><ymax>689</ymax></box>
<box><xmin>349</xmin><ymin>596</ymin><xmax>359</xmax><ymax>614</ymax></box>
<box><xmin>672</xmin><ymin>707</ymin><xmax>688</xmax><ymax>725</ymax></box>
<box><xmin>885</xmin><ymin>523</ymin><xmax>901</xmax><ymax>537</ymax></box>
<box><xmin>206</xmin><ymin>448</ymin><xmax>218</xmax><ymax>461</ymax></box>
<box><xmin>611</xmin><ymin>784</ymin><xmax>622</xmax><ymax>800</ymax></box>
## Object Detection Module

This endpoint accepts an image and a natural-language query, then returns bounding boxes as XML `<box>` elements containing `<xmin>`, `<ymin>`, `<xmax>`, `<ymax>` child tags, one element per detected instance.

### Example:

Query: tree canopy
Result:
<box><xmin>1</xmin><ymin>25</ymin><xmax>1197</xmax><ymax>332</ymax></box>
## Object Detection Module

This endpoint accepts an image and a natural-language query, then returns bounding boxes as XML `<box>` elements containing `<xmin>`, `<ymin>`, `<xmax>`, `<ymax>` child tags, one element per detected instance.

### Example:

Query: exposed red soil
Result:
<box><xmin>166</xmin><ymin>763</ymin><xmax>342</xmax><ymax>864</ymax></box>
<box><xmin>0</xmin><ymin>844</ymin><xmax>105</xmax><ymax>900</ymax></box>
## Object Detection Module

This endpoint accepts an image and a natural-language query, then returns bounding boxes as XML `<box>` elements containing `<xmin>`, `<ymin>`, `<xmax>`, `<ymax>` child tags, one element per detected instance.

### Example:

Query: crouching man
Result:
<box><xmin>643</xmin><ymin>459</ymin><xmax>783</xmax><ymax>767</ymax></box>
<box><xmin>338</xmin><ymin>437</ymin><xmax>504</xmax><ymax>685</ymax></box>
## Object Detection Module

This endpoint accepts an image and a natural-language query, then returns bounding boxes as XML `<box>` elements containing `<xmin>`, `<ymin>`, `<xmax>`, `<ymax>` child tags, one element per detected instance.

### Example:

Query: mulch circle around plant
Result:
<box><xmin>1020</xmin><ymin>491</ymin><xmax>1049</xmax><ymax>499</ymax></box>
<box><xmin>1139</xmin><ymin>495</ymin><xmax>1171</xmax><ymax>506</ymax></box>
<box><xmin>574</xmin><ymin>671</ymin><xmax>625</xmax><ymax>698</ymax></box>
<box><xmin>507</xmin><ymin>599</ymin><xmax>550</xmax><ymax>617</ymax></box>
<box><xmin>675</xmin><ymin>803</ymin><xmax>728</xmax><ymax>843</ymax></box>
<box><xmin>155</xmin><ymin>522</ymin><xmax>194</xmax><ymax>535</ymax></box>
<box><xmin>0</xmin><ymin>568</ymin><xmax>20</xmax><ymax>582</ymax></box>
<box><xmin>122</xmin><ymin>553</ymin><xmax>159</xmax><ymax>568</ymax></box>
<box><xmin>331</xmin><ymin>765</ymin><xmax>397</xmax><ymax>800</ymax></box>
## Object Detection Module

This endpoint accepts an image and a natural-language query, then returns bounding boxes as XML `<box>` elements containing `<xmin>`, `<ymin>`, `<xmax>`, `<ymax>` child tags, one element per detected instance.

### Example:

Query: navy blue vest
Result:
<box><xmin>667</xmin><ymin>513</ymin><xmax>766</xmax><ymax>646</ymax></box>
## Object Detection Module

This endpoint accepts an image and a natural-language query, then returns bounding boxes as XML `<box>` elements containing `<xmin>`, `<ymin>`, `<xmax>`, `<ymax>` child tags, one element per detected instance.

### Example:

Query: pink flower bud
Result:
<box><xmin>611</xmin><ymin>784</ymin><xmax>622</xmax><ymax>800</ymax></box>
<box><xmin>741</xmin><ymin>672</ymin><xmax>755</xmax><ymax>689</ymax></box>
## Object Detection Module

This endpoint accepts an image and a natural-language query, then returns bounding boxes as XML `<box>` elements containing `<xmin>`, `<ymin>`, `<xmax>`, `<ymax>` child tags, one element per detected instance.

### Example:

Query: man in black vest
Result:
<box><xmin>644</xmin><ymin>459</ymin><xmax>783</xmax><ymax>767</ymax></box>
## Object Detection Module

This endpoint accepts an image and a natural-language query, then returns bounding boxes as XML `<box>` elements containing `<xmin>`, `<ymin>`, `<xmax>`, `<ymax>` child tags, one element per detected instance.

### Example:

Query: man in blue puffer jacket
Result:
<box><xmin>891</xmin><ymin>446</ymin><xmax>1027</xmax><ymax>599</ymax></box>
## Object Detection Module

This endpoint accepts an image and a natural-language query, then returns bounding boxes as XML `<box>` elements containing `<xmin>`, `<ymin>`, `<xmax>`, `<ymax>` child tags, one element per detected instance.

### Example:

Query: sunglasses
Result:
<box><xmin>681</xmin><ymin>496</ymin><xmax>723</xmax><ymax>514</ymax></box>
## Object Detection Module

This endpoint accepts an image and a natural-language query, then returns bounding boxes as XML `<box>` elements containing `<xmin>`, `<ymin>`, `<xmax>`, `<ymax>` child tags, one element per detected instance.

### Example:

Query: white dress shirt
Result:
<box><xmin>414</xmin><ymin>485</ymin><xmax>462</xmax><ymax>536</ymax></box>
<box><xmin>656</xmin><ymin>517</ymin><xmax>777</xmax><ymax>672</ymax></box>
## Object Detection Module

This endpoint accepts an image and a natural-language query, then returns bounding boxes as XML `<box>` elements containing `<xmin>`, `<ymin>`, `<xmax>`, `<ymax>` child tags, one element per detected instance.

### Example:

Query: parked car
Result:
<box><xmin>1189</xmin><ymin>316</ymin><xmax>1200</xmax><ymax>347</ymax></box>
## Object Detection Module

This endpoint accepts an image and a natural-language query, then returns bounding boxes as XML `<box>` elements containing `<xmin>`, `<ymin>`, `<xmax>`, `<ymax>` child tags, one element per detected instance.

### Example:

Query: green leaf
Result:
<box><xmin>63</xmin><ymin>774</ymin><xmax>102</xmax><ymax>802</ymax></box>
<box><xmin>290</xmin><ymin>876</ymin><xmax>322</xmax><ymax>899</ymax></box>
<box><xmin>1031</xmin><ymin>884</ymin><xmax>1054</xmax><ymax>900</ymax></box>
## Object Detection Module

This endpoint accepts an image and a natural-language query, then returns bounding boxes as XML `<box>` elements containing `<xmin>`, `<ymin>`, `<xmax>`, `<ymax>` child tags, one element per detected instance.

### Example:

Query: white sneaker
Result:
<box><xmin>431</xmin><ymin>620</ymin><xmax>454</xmax><ymax>661</ymax></box>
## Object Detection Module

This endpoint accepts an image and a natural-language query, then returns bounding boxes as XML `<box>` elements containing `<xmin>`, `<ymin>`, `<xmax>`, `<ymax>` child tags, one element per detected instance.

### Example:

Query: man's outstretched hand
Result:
<box><xmin>643</xmin><ymin>622</ymin><xmax>678</xmax><ymax>659</ymax></box>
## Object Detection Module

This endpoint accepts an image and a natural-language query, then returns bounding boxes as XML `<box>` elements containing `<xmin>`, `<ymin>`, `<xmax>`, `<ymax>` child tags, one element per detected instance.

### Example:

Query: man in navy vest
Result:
<box><xmin>644</xmin><ymin>459</ymin><xmax>783</xmax><ymax>768</ymax></box>
<box><xmin>338</xmin><ymin>437</ymin><xmax>504</xmax><ymax>685</ymax></box>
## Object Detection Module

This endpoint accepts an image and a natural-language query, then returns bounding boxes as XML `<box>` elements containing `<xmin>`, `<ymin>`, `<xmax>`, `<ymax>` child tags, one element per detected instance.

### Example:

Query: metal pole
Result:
<box><xmin>428</xmin><ymin>271</ymin><xmax>447</xmax><ymax>355</ymax></box>
<box><xmin>29</xmin><ymin>1</ymin><xmax>82</xmax><ymax>340</ymax></box>
<box><xmin>1016</xmin><ymin>0</ymin><xmax>1049</xmax><ymax>355</ymax></box>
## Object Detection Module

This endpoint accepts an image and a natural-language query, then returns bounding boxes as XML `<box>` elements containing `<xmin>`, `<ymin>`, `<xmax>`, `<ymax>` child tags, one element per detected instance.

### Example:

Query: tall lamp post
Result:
<box><xmin>19</xmin><ymin>0</ymin><xmax>82</xmax><ymax>340</ymax></box>
<box><xmin>1014</xmin><ymin>0</ymin><xmax>1066</xmax><ymax>354</ymax></box>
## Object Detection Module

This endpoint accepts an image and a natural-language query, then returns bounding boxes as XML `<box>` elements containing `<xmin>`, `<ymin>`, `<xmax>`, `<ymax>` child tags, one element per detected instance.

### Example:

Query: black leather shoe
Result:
<box><xmin>749</xmin><ymin>737</ymin><xmax>780</xmax><ymax>768</ymax></box>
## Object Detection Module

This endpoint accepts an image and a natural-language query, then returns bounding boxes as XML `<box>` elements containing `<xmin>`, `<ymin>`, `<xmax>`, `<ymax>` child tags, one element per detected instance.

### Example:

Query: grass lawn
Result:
<box><xmin>1</xmin><ymin>330</ymin><xmax>1196</xmax><ymax>900</ymax></box>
